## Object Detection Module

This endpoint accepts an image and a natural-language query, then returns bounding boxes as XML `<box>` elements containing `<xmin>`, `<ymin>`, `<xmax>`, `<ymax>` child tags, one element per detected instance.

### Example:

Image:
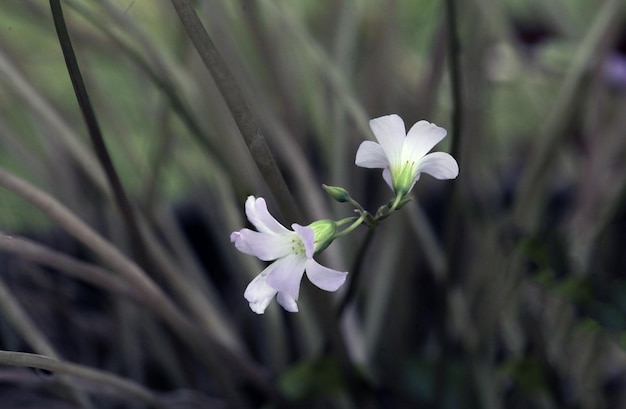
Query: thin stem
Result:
<box><xmin>348</xmin><ymin>197</ymin><xmax>367</xmax><ymax>214</ymax></box>
<box><xmin>335</xmin><ymin>213</ymin><xmax>367</xmax><ymax>238</ymax></box>
<box><xmin>337</xmin><ymin>226</ymin><xmax>377</xmax><ymax>316</ymax></box>
<box><xmin>336</xmin><ymin>216</ymin><xmax>358</xmax><ymax>226</ymax></box>
<box><xmin>389</xmin><ymin>193</ymin><xmax>404</xmax><ymax>214</ymax></box>
<box><xmin>49</xmin><ymin>0</ymin><xmax>152</xmax><ymax>277</ymax></box>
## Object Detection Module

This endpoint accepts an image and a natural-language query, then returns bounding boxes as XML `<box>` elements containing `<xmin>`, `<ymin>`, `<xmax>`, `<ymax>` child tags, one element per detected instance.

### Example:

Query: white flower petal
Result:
<box><xmin>245</xmin><ymin>196</ymin><xmax>290</xmax><ymax>235</ymax></box>
<box><xmin>244</xmin><ymin>270</ymin><xmax>278</xmax><ymax>314</ymax></box>
<box><xmin>355</xmin><ymin>141</ymin><xmax>389</xmax><ymax>169</ymax></box>
<box><xmin>265</xmin><ymin>254</ymin><xmax>307</xmax><ymax>300</ymax></box>
<box><xmin>305</xmin><ymin>259</ymin><xmax>348</xmax><ymax>292</ymax></box>
<box><xmin>382</xmin><ymin>168</ymin><xmax>393</xmax><ymax>190</ymax></box>
<box><xmin>369</xmin><ymin>114</ymin><xmax>405</xmax><ymax>165</ymax></box>
<box><xmin>292</xmin><ymin>224</ymin><xmax>315</xmax><ymax>258</ymax></box>
<box><xmin>233</xmin><ymin>228</ymin><xmax>294</xmax><ymax>261</ymax></box>
<box><xmin>230</xmin><ymin>231</ymin><xmax>250</xmax><ymax>252</ymax></box>
<box><xmin>416</xmin><ymin>152</ymin><xmax>459</xmax><ymax>180</ymax></box>
<box><xmin>276</xmin><ymin>292</ymin><xmax>299</xmax><ymax>312</ymax></box>
<box><xmin>403</xmin><ymin>120</ymin><xmax>447</xmax><ymax>162</ymax></box>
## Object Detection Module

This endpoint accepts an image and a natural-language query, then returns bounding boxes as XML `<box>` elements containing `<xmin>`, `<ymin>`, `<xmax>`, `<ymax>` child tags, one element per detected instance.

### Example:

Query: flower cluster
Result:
<box><xmin>231</xmin><ymin>114</ymin><xmax>459</xmax><ymax>314</ymax></box>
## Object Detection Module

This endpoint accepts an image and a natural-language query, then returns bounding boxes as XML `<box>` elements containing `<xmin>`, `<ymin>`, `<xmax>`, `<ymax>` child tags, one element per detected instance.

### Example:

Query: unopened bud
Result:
<box><xmin>322</xmin><ymin>184</ymin><xmax>351</xmax><ymax>203</ymax></box>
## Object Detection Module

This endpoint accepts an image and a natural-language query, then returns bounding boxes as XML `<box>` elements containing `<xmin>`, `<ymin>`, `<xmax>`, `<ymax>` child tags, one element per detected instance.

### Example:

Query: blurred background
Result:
<box><xmin>0</xmin><ymin>0</ymin><xmax>625</xmax><ymax>408</ymax></box>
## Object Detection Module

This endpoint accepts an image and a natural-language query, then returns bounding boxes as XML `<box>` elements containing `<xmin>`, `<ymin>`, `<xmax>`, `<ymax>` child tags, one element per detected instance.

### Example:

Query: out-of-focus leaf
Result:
<box><xmin>278</xmin><ymin>357</ymin><xmax>346</xmax><ymax>401</ymax></box>
<box><xmin>501</xmin><ymin>355</ymin><xmax>548</xmax><ymax>394</ymax></box>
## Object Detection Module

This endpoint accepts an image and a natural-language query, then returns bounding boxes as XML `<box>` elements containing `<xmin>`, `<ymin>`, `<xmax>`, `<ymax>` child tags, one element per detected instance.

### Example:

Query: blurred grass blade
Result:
<box><xmin>49</xmin><ymin>0</ymin><xmax>149</xmax><ymax>270</ymax></box>
<box><xmin>0</xmin><ymin>279</ymin><xmax>95</xmax><ymax>409</ymax></box>
<box><xmin>52</xmin><ymin>0</ymin><xmax>243</xmax><ymax>352</ymax></box>
<box><xmin>261</xmin><ymin>0</ymin><xmax>370</xmax><ymax>136</ymax></box>
<box><xmin>514</xmin><ymin>0</ymin><xmax>624</xmax><ymax>227</ymax></box>
<box><xmin>444</xmin><ymin>0</ymin><xmax>463</xmax><ymax>163</ymax></box>
<box><xmin>169</xmin><ymin>0</ymin><xmax>300</xmax><ymax>222</ymax></box>
<box><xmin>0</xmin><ymin>48</ymin><xmax>108</xmax><ymax>193</ymax></box>
<box><xmin>0</xmin><ymin>350</ymin><xmax>168</xmax><ymax>409</ymax></box>
<box><xmin>0</xmin><ymin>166</ymin><xmax>281</xmax><ymax>407</ymax></box>
<box><xmin>64</xmin><ymin>0</ymin><xmax>233</xmax><ymax>178</ymax></box>
<box><xmin>0</xmin><ymin>234</ymin><xmax>135</xmax><ymax>300</ymax></box>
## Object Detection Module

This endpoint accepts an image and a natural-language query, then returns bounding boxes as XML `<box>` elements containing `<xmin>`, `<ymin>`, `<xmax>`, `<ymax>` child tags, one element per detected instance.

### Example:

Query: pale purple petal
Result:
<box><xmin>230</xmin><ymin>231</ymin><xmax>251</xmax><ymax>253</ymax></box>
<box><xmin>382</xmin><ymin>168</ymin><xmax>393</xmax><ymax>190</ymax></box>
<box><xmin>244</xmin><ymin>270</ymin><xmax>278</xmax><ymax>314</ymax></box>
<box><xmin>404</xmin><ymin>121</ymin><xmax>447</xmax><ymax>162</ymax></box>
<box><xmin>305</xmin><ymin>259</ymin><xmax>348</xmax><ymax>292</ymax></box>
<box><xmin>355</xmin><ymin>141</ymin><xmax>389</xmax><ymax>169</ymax></box>
<box><xmin>369</xmin><ymin>114</ymin><xmax>405</xmax><ymax>165</ymax></box>
<box><xmin>276</xmin><ymin>292</ymin><xmax>298</xmax><ymax>312</ymax></box>
<box><xmin>416</xmin><ymin>152</ymin><xmax>459</xmax><ymax>180</ymax></box>
<box><xmin>233</xmin><ymin>228</ymin><xmax>294</xmax><ymax>261</ymax></box>
<box><xmin>292</xmin><ymin>224</ymin><xmax>315</xmax><ymax>258</ymax></box>
<box><xmin>265</xmin><ymin>254</ymin><xmax>307</xmax><ymax>300</ymax></box>
<box><xmin>245</xmin><ymin>196</ymin><xmax>290</xmax><ymax>234</ymax></box>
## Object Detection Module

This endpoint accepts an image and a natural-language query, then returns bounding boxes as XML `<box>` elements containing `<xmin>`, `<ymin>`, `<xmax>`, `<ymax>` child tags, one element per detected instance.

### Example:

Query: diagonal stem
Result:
<box><xmin>169</xmin><ymin>0</ymin><xmax>300</xmax><ymax>223</ymax></box>
<box><xmin>48</xmin><ymin>0</ymin><xmax>149</xmax><ymax>268</ymax></box>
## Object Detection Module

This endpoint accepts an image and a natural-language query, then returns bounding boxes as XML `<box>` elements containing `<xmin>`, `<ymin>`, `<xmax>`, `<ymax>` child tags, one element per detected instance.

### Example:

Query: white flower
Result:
<box><xmin>355</xmin><ymin>114</ymin><xmax>459</xmax><ymax>196</ymax></box>
<box><xmin>231</xmin><ymin>196</ymin><xmax>348</xmax><ymax>314</ymax></box>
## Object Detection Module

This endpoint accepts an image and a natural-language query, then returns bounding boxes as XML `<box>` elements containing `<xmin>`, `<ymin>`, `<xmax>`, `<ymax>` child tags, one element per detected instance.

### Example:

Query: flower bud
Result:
<box><xmin>322</xmin><ymin>184</ymin><xmax>351</xmax><ymax>203</ymax></box>
<box><xmin>309</xmin><ymin>219</ymin><xmax>338</xmax><ymax>254</ymax></box>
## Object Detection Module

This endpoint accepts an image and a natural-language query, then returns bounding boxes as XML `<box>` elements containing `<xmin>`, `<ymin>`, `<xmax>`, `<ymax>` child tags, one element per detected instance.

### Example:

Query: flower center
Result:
<box><xmin>290</xmin><ymin>236</ymin><xmax>306</xmax><ymax>255</ymax></box>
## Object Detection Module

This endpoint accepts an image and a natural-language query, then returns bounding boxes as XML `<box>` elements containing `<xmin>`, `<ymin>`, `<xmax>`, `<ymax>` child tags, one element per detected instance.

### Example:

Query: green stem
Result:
<box><xmin>335</xmin><ymin>216</ymin><xmax>358</xmax><ymax>227</ymax></box>
<box><xmin>335</xmin><ymin>212</ymin><xmax>368</xmax><ymax>238</ymax></box>
<box><xmin>388</xmin><ymin>192</ymin><xmax>404</xmax><ymax>214</ymax></box>
<box><xmin>348</xmin><ymin>197</ymin><xmax>366</xmax><ymax>214</ymax></box>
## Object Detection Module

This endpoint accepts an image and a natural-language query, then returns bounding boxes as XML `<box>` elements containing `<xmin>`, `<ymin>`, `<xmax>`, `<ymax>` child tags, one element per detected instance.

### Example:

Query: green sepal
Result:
<box><xmin>309</xmin><ymin>219</ymin><xmax>337</xmax><ymax>254</ymax></box>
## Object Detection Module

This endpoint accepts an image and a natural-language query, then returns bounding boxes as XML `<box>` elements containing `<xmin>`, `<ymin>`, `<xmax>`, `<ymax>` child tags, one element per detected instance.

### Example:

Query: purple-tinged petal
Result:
<box><xmin>276</xmin><ymin>292</ymin><xmax>298</xmax><ymax>312</ymax></box>
<box><xmin>245</xmin><ymin>196</ymin><xmax>290</xmax><ymax>234</ymax></box>
<box><xmin>382</xmin><ymin>168</ymin><xmax>393</xmax><ymax>191</ymax></box>
<box><xmin>305</xmin><ymin>259</ymin><xmax>348</xmax><ymax>292</ymax></box>
<box><xmin>369</xmin><ymin>114</ymin><xmax>405</xmax><ymax>165</ymax></box>
<box><xmin>404</xmin><ymin>121</ymin><xmax>447</xmax><ymax>162</ymax></box>
<box><xmin>234</xmin><ymin>228</ymin><xmax>294</xmax><ymax>261</ymax></box>
<box><xmin>416</xmin><ymin>152</ymin><xmax>459</xmax><ymax>180</ymax></box>
<box><xmin>265</xmin><ymin>254</ymin><xmax>307</xmax><ymax>300</ymax></box>
<box><xmin>292</xmin><ymin>224</ymin><xmax>315</xmax><ymax>258</ymax></box>
<box><xmin>230</xmin><ymin>231</ymin><xmax>251</xmax><ymax>253</ymax></box>
<box><xmin>244</xmin><ymin>270</ymin><xmax>278</xmax><ymax>314</ymax></box>
<box><xmin>355</xmin><ymin>141</ymin><xmax>389</xmax><ymax>169</ymax></box>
